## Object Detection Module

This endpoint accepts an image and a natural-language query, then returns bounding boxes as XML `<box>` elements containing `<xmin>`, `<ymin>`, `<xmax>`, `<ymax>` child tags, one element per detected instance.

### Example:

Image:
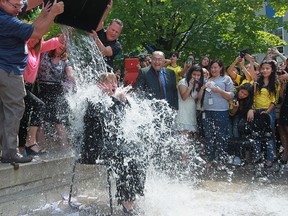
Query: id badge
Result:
<box><xmin>202</xmin><ymin>112</ymin><xmax>206</xmax><ymax>119</ymax></box>
<box><xmin>208</xmin><ymin>97</ymin><xmax>213</xmax><ymax>105</ymax></box>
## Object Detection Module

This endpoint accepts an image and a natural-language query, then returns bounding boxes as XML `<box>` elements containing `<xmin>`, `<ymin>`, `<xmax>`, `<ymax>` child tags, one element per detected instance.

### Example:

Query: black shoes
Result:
<box><xmin>1</xmin><ymin>153</ymin><xmax>33</xmax><ymax>163</ymax></box>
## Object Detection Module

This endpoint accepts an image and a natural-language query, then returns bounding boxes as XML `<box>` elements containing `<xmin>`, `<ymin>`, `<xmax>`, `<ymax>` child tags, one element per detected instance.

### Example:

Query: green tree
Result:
<box><xmin>110</xmin><ymin>0</ymin><xmax>287</xmax><ymax>64</ymax></box>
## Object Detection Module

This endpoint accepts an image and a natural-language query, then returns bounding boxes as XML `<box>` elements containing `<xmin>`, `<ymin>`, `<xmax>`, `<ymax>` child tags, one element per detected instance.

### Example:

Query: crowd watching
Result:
<box><xmin>128</xmin><ymin>48</ymin><xmax>288</xmax><ymax>170</ymax></box>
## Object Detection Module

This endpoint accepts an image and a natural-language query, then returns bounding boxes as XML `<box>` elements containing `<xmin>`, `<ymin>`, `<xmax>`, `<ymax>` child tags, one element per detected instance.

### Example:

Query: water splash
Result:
<box><xmin>62</xmin><ymin>25</ymin><xmax>107</xmax><ymax>86</ymax></box>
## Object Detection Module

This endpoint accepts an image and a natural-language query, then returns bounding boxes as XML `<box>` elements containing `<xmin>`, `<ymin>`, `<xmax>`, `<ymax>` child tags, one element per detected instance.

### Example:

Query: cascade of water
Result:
<box><xmin>61</xmin><ymin>25</ymin><xmax>107</xmax><ymax>86</ymax></box>
<box><xmin>61</xmin><ymin>25</ymin><xmax>203</xmax><ymax>178</ymax></box>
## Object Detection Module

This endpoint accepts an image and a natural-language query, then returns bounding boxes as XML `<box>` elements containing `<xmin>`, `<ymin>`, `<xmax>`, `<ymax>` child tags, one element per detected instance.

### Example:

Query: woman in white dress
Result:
<box><xmin>176</xmin><ymin>65</ymin><xmax>204</xmax><ymax>138</ymax></box>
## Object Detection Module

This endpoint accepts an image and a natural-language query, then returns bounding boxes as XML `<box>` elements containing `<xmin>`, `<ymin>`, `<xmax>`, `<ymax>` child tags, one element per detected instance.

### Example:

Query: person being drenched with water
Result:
<box><xmin>81</xmin><ymin>72</ymin><xmax>146</xmax><ymax>215</ymax></box>
<box><xmin>90</xmin><ymin>0</ymin><xmax>123</xmax><ymax>71</ymax></box>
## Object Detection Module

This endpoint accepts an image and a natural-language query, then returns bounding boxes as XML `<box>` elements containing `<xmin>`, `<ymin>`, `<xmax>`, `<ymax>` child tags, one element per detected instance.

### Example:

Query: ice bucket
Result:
<box><xmin>45</xmin><ymin>0</ymin><xmax>110</xmax><ymax>32</ymax></box>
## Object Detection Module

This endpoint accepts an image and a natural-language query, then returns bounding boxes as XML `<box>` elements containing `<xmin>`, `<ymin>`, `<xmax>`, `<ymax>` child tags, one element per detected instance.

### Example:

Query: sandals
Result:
<box><xmin>24</xmin><ymin>143</ymin><xmax>46</xmax><ymax>156</ymax></box>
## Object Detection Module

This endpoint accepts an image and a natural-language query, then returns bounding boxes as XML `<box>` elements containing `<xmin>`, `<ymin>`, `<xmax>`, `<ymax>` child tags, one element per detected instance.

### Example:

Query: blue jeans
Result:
<box><xmin>228</xmin><ymin>114</ymin><xmax>240</xmax><ymax>138</ymax></box>
<box><xmin>254</xmin><ymin>140</ymin><xmax>275</xmax><ymax>162</ymax></box>
<box><xmin>203</xmin><ymin>110</ymin><xmax>229</xmax><ymax>162</ymax></box>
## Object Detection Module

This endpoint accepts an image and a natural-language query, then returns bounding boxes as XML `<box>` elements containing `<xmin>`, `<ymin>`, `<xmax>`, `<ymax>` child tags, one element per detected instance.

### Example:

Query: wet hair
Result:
<box><xmin>256</xmin><ymin>60</ymin><xmax>277</xmax><ymax>96</ymax></box>
<box><xmin>185</xmin><ymin>65</ymin><xmax>204</xmax><ymax>92</ymax></box>
<box><xmin>235</xmin><ymin>83</ymin><xmax>254</xmax><ymax>116</ymax></box>
<box><xmin>209</xmin><ymin>59</ymin><xmax>225</xmax><ymax>76</ymax></box>
<box><xmin>109</xmin><ymin>19</ymin><xmax>123</xmax><ymax>28</ymax></box>
<box><xmin>99</xmin><ymin>72</ymin><xmax>117</xmax><ymax>83</ymax></box>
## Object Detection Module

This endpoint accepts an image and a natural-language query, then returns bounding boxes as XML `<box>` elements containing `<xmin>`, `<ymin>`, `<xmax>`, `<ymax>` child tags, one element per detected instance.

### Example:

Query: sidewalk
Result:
<box><xmin>0</xmin><ymin>146</ymin><xmax>115</xmax><ymax>216</ymax></box>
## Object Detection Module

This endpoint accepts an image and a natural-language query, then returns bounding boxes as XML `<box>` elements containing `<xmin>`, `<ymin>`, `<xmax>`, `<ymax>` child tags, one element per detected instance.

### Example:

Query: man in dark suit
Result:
<box><xmin>135</xmin><ymin>51</ymin><xmax>178</xmax><ymax>110</ymax></box>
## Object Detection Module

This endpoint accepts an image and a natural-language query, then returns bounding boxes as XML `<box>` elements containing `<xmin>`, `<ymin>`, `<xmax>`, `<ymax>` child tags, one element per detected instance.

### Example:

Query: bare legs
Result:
<box><xmin>55</xmin><ymin>123</ymin><xmax>68</xmax><ymax>149</ymax></box>
<box><xmin>25</xmin><ymin>126</ymin><xmax>43</xmax><ymax>152</ymax></box>
<box><xmin>25</xmin><ymin>123</ymin><xmax>68</xmax><ymax>153</ymax></box>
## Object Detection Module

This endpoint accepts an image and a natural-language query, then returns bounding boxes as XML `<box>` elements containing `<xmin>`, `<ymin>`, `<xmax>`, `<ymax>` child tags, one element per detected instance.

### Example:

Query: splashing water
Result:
<box><xmin>56</xmin><ymin>26</ymin><xmax>288</xmax><ymax>216</ymax></box>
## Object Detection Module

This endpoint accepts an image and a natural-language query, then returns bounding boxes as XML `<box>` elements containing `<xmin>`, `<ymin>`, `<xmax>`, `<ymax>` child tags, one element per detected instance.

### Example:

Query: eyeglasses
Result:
<box><xmin>152</xmin><ymin>58</ymin><xmax>164</xmax><ymax>62</ymax></box>
<box><xmin>7</xmin><ymin>0</ymin><xmax>24</xmax><ymax>10</ymax></box>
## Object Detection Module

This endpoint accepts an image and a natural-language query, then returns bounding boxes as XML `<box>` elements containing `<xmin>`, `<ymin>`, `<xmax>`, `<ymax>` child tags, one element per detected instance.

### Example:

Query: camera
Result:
<box><xmin>232</xmin><ymin>98</ymin><xmax>237</xmax><ymax>104</ymax></box>
<box><xmin>258</xmin><ymin>72</ymin><xmax>263</xmax><ymax>79</ymax></box>
<box><xmin>277</xmin><ymin>70</ymin><xmax>284</xmax><ymax>76</ymax></box>
<box><xmin>239</xmin><ymin>49</ymin><xmax>249</xmax><ymax>58</ymax></box>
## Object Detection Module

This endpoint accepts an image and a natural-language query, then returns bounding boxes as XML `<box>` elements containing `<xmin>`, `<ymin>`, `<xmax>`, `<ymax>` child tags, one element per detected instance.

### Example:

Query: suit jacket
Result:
<box><xmin>135</xmin><ymin>66</ymin><xmax>178</xmax><ymax>110</ymax></box>
<box><xmin>81</xmin><ymin>97</ymin><xmax>127</xmax><ymax>164</ymax></box>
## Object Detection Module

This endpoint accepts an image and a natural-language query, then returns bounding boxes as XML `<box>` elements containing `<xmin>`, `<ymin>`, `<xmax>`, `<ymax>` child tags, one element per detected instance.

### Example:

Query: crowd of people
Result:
<box><xmin>129</xmin><ymin>49</ymin><xmax>288</xmax><ymax>170</ymax></box>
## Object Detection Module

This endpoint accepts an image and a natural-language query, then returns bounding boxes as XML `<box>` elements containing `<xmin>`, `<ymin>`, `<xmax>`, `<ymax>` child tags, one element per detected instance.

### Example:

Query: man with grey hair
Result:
<box><xmin>136</xmin><ymin>51</ymin><xmax>178</xmax><ymax>110</ymax></box>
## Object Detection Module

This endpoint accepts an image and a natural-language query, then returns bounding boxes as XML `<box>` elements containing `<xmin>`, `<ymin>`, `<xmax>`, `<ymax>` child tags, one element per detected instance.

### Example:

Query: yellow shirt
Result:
<box><xmin>167</xmin><ymin>65</ymin><xmax>182</xmax><ymax>85</ymax></box>
<box><xmin>234</xmin><ymin>74</ymin><xmax>252</xmax><ymax>86</ymax></box>
<box><xmin>253</xmin><ymin>85</ymin><xmax>280</xmax><ymax>110</ymax></box>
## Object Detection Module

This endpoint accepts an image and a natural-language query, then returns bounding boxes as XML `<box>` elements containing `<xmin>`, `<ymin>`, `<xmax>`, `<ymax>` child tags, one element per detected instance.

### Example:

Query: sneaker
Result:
<box><xmin>1</xmin><ymin>153</ymin><xmax>33</xmax><ymax>163</ymax></box>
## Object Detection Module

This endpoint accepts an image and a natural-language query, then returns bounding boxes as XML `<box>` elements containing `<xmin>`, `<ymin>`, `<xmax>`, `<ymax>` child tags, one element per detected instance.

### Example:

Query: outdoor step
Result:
<box><xmin>0</xmin><ymin>154</ymin><xmax>114</xmax><ymax>216</ymax></box>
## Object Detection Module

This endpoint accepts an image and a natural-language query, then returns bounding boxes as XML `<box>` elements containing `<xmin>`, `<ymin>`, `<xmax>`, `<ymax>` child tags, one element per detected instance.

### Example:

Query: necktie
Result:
<box><xmin>157</xmin><ymin>71</ymin><xmax>165</xmax><ymax>99</ymax></box>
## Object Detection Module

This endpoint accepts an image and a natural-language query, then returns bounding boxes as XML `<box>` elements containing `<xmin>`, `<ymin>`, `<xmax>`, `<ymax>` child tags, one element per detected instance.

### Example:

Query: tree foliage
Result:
<box><xmin>23</xmin><ymin>1</ymin><xmax>288</xmax><ymax>64</ymax></box>
<box><xmin>110</xmin><ymin>0</ymin><xmax>288</xmax><ymax>64</ymax></box>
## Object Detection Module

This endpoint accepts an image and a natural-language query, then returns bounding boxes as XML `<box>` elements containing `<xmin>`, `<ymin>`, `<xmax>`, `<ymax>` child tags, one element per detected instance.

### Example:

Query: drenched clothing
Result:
<box><xmin>82</xmin><ymin>96</ymin><xmax>146</xmax><ymax>203</ymax></box>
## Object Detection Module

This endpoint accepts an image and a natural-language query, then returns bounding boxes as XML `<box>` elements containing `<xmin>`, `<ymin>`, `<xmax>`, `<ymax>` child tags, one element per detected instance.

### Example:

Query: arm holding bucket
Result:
<box><xmin>30</xmin><ymin>0</ymin><xmax>64</xmax><ymax>39</ymax></box>
<box><xmin>96</xmin><ymin>0</ymin><xmax>113</xmax><ymax>32</ymax></box>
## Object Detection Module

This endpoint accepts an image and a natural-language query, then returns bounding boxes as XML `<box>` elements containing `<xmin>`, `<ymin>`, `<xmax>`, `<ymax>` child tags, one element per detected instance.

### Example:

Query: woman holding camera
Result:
<box><xmin>175</xmin><ymin>65</ymin><xmax>204</xmax><ymax>138</ymax></box>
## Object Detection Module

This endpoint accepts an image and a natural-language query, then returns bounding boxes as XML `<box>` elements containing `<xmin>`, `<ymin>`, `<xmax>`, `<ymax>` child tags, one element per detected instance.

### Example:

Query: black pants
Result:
<box><xmin>18</xmin><ymin>84</ymin><xmax>45</xmax><ymax>147</ymax></box>
<box><xmin>113</xmin><ymin>155</ymin><xmax>146</xmax><ymax>204</ymax></box>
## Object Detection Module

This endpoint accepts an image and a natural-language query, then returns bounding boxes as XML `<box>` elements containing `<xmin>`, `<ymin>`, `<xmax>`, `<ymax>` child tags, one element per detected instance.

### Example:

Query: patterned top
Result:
<box><xmin>37</xmin><ymin>52</ymin><xmax>71</xmax><ymax>84</ymax></box>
